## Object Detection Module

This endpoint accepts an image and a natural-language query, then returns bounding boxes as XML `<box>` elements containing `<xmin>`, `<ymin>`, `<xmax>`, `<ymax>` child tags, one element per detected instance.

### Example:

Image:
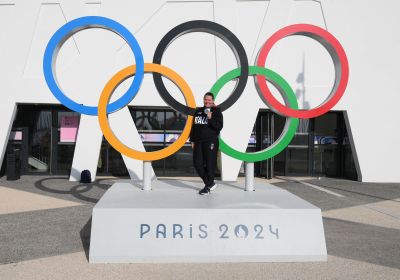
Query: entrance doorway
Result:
<box><xmin>254</xmin><ymin>110</ymin><xmax>357</xmax><ymax>180</ymax></box>
<box><xmin>2</xmin><ymin>105</ymin><xmax>357</xmax><ymax>180</ymax></box>
<box><xmin>5</xmin><ymin>105</ymin><xmax>81</xmax><ymax>175</ymax></box>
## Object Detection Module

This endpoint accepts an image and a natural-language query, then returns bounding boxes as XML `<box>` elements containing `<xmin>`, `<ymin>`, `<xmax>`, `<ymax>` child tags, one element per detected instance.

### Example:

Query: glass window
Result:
<box><xmin>314</xmin><ymin>113</ymin><xmax>339</xmax><ymax>145</ymax></box>
<box><xmin>342</xmin><ymin>122</ymin><xmax>358</xmax><ymax>180</ymax></box>
<box><xmin>28</xmin><ymin>111</ymin><xmax>51</xmax><ymax>172</ymax></box>
<box><xmin>144</xmin><ymin>145</ymin><xmax>167</xmax><ymax>176</ymax></box>
<box><xmin>55</xmin><ymin>111</ymin><xmax>80</xmax><ymax>174</ymax></box>
<box><xmin>165</xmin><ymin>111</ymin><xmax>187</xmax><ymax>131</ymax></box>
<box><xmin>108</xmin><ymin>145</ymin><xmax>128</xmax><ymax>176</ymax></box>
<box><xmin>313</xmin><ymin>145</ymin><xmax>338</xmax><ymax>176</ymax></box>
<box><xmin>287</xmin><ymin>148</ymin><xmax>309</xmax><ymax>174</ymax></box>
<box><xmin>140</xmin><ymin>133</ymin><xmax>165</xmax><ymax>143</ymax></box>
<box><xmin>313</xmin><ymin>113</ymin><xmax>339</xmax><ymax>177</ymax></box>
<box><xmin>289</xmin><ymin>119</ymin><xmax>310</xmax><ymax>147</ymax></box>
<box><xmin>9</xmin><ymin>130</ymin><xmax>23</xmax><ymax>142</ymax></box>
<box><xmin>163</xmin><ymin>145</ymin><xmax>194</xmax><ymax>176</ymax></box>
<box><xmin>58</xmin><ymin>112</ymin><xmax>80</xmax><ymax>143</ymax></box>
<box><xmin>273</xmin><ymin>114</ymin><xmax>286</xmax><ymax>175</ymax></box>
<box><xmin>134</xmin><ymin>110</ymin><xmax>165</xmax><ymax>131</ymax></box>
<box><xmin>56</xmin><ymin>145</ymin><xmax>75</xmax><ymax>174</ymax></box>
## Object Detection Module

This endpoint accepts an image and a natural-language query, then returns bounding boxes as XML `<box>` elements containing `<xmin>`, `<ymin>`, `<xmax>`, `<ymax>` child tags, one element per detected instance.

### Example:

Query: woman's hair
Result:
<box><xmin>203</xmin><ymin>92</ymin><xmax>214</xmax><ymax>100</ymax></box>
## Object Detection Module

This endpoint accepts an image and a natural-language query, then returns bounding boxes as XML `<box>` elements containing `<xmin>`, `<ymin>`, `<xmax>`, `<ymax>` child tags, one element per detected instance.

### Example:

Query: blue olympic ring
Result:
<box><xmin>43</xmin><ymin>16</ymin><xmax>144</xmax><ymax>116</ymax></box>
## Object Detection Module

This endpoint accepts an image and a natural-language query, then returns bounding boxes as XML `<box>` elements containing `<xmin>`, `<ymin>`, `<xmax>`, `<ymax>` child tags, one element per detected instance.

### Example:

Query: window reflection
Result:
<box><xmin>134</xmin><ymin>110</ymin><xmax>165</xmax><ymax>131</ymax></box>
<box><xmin>166</xmin><ymin>111</ymin><xmax>187</xmax><ymax>131</ymax></box>
<box><xmin>3</xmin><ymin>105</ymin><xmax>357</xmax><ymax>180</ymax></box>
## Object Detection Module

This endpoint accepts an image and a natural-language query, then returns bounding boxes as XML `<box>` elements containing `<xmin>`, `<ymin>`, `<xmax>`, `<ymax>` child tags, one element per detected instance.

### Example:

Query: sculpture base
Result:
<box><xmin>89</xmin><ymin>179</ymin><xmax>327</xmax><ymax>263</ymax></box>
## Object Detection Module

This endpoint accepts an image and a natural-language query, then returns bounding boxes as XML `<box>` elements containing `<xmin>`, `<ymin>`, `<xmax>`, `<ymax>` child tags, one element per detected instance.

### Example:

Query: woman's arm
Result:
<box><xmin>208</xmin><ymin>108</ymin><xmax>223</xmax><ymax>131</ymax></box>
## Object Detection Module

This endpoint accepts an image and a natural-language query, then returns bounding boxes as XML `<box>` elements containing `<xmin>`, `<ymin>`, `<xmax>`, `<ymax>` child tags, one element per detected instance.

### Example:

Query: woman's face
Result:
<box><xmin>203</xmin><ymin>95</ymin><xmax>214</xmax><ymax>108</ymax></box>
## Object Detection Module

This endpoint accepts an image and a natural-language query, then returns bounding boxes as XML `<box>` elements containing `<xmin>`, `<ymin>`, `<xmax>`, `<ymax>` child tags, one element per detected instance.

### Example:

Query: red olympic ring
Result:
<box><xmin>256</xmin><ymin>24</ymin><xmax>349</xmax><ymax>118</ymax></box>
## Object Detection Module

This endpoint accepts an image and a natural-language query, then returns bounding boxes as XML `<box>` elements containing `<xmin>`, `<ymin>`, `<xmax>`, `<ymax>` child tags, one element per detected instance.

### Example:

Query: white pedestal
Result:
<box><xmin>89</xmin><ymin>179</ymin><xmax>327</xmax><ymax>263</ymax></box>
<box><xmin>245</xmin><ymin>162</ymin><xmax>254</xmax><ymax>191</ymax></box>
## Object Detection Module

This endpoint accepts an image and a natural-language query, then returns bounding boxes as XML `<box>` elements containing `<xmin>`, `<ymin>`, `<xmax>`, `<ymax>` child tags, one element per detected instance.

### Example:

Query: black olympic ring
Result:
<box><xmin>152</xmin><ymin>20</ymin><xmax>249</xmax><ymax>116</ymax></box>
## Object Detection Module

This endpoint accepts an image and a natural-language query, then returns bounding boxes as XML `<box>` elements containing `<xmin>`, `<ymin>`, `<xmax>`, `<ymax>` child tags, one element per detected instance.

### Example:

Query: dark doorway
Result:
<box><xmin>2</xmin><ymin>105</ymin><xmax>357</xmax><ymax>180</ymax></box>
<box><xmin>253</xmin><ymin>110</ymin><xmax>357</xmax><ymax>180</ymax></box>
<box><xmin>4</xmin><ymin>105</ymin><xmax>81</xmax><ymax>175</ymax></box>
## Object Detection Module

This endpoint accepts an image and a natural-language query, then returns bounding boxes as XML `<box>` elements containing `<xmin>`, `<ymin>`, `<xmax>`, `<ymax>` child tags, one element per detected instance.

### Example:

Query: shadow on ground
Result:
<box><xmin>0</xmin><ymin>175</ymin><xmax>113</xmax><ymax>204</ymax></box>
<box><xmin>324</xmin><ymin>217</ymin><xmax>400</xmax><ymax>269</ymax></box>
<box><xmin>80</xmin><ymin>218</ymin><xmax>91</xmax><ymax>261</ymax></box>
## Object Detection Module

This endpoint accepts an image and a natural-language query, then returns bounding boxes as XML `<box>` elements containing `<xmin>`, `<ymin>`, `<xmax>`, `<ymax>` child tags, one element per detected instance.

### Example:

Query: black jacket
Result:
<box><xmin>189</xmin><ymin>106</ymin><xmax>223</xmax><ymax>142</ymax></box>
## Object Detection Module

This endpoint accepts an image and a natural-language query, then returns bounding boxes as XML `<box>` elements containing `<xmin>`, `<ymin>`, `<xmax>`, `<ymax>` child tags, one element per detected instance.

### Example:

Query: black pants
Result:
<box><xmin>193</xmin><ymin>138</ymin><xmax>219</xmax><ymax>187</ymax></box>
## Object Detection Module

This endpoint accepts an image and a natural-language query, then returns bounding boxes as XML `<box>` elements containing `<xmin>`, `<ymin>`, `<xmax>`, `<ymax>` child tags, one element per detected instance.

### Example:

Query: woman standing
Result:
<box><xmin>189</xmin><ymin>92</ymin><xmax>223</xmax><ymax>195</ymax></box>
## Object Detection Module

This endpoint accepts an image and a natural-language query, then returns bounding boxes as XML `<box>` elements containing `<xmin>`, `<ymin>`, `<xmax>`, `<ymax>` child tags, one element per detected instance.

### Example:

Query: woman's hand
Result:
<box><xmin>191</xmin><ymin>142</ymin><xmax>195</xmax><ymax>149</ymax></box>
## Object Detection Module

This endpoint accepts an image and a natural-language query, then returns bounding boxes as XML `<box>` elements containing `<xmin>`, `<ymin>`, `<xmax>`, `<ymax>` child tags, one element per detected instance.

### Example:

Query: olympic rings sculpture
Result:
<box><xmin>43</xmin><ymin>16</ymin><xmax>349</xmax><ymax>162</ymax></box>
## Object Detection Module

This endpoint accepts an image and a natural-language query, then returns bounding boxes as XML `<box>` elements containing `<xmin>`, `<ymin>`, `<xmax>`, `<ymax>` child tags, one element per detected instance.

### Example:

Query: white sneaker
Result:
<box><xmin>209</xmin><ymin>183</ymin><xmax>218</xmax><ymax>191</ymax></box>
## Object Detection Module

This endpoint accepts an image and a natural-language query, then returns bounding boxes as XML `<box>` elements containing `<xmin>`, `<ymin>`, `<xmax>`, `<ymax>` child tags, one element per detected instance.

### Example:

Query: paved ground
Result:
<box><xmin>0</xmin><ymin>175</ymin><xmax>399</xmax><ymax>279</ymax></box>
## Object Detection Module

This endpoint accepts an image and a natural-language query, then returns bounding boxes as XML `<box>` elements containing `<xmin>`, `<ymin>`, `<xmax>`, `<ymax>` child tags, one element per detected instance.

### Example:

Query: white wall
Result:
<box><xmin>0</xmin><ymin>0</ymin><xmax>399</xmax><ymax>182</ymax></box>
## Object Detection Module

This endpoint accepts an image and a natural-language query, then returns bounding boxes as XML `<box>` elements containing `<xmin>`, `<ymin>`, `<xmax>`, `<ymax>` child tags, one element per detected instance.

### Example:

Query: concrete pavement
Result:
<box><xmin>0</xmin><ymin>175</ymin><xmax>399</xmax><ymax>279</ymax></box>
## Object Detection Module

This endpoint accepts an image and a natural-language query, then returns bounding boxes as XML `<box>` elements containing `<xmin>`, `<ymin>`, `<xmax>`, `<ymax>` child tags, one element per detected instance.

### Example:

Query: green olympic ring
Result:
<box><xmin>210</xmin><ymin>66</ymin><xmax>299</xmax><ymax>162</ymax></box>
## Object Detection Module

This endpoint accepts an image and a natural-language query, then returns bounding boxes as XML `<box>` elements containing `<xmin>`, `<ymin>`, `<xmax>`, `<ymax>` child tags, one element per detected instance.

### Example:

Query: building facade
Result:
<box><xmin>0</xmin><ymin>0</ymin><xmax>399</xmax><ymax>182</ymax></box>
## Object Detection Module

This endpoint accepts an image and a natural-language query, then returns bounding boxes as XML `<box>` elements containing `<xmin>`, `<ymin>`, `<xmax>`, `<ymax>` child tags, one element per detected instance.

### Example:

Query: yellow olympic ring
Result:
<box><xmin>98</xmin><ymin>63</ymin><xmax>195</xmax><ymax>161</ymax></box>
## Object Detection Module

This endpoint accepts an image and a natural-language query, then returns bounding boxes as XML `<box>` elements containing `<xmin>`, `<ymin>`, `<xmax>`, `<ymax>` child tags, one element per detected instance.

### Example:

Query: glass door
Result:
<box><xmin>253</xmin><ymin>110</ymin><xmax>356</xmax><ymax>179</ymax></box>
<box><xmin>272</xmin><ymin>114</ymin><xmax>287</xmax><ymax>176</ymax></box>
<box><xmin>312</xmin><ymin>112</ymin><xmax>340</xmax><ymax>177</ymax></box>
<box><xmin>27</xmin><ymin>111</ymin><xmax>52</xmax><ymax>173</ymax></box>
<box><xmin>257</xmin><ymin>111</ymin><xmax>273</xmax><ymax>178</ymax></box>
<box><xmin>55</xmin><ymin>111</ymin><xmax>80</xmax><ymax>174</ymax></box>
<box><xmin>270</xmin><ymin>114</ymin><xmax>311</xmax><ymax>177</ymax></box>
<box><xmin>286</xmin><ymin>118</ymin><xmax>311</xmax><ymax>176</ymax></box>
